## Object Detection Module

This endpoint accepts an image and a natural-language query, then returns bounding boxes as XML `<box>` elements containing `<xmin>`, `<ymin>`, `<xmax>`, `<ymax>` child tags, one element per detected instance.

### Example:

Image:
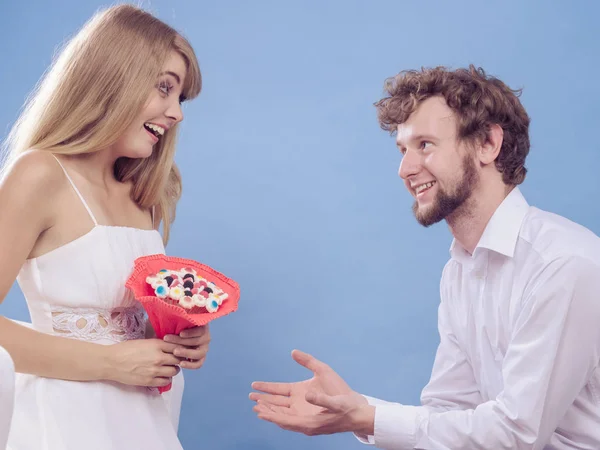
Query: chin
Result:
<box><xmin>413</xmin><ymin>202</ymin><xmax>445</xmax><ymax>228</ymax></box>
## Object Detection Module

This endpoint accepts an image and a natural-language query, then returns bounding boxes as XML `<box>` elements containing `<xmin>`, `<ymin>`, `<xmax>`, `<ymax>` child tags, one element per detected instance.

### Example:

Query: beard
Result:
<box><xmin>413</xmin><ymin>155</ymin><xmax>479</xmax><ymax>227</ymax></box>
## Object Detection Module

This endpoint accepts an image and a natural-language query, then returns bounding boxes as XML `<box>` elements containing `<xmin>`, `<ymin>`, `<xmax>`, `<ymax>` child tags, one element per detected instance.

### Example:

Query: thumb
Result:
<box><xmin>292</xmin><ymin>349</ymin><xmax>326</xmax><ymax>374</ymax></box>
<box><xmin>305</xmin><ymin>390</ymin><xmax>344</xmax><ymax>412</ymax></box>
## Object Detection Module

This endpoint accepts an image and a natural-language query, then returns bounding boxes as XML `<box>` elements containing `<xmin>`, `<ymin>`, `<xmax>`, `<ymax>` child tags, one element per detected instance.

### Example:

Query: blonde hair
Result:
<box><xmin>1</xmin><ymin>4</ymin><xmax>202</xmax><ymax>243</ymax></box>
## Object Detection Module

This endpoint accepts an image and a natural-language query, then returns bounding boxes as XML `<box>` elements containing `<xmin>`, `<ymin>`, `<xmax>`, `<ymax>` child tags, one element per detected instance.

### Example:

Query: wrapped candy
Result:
<box><xmin>145</xmin><ymin>267</ymin><xmax>229</xmax><ymax>313</ymax></box>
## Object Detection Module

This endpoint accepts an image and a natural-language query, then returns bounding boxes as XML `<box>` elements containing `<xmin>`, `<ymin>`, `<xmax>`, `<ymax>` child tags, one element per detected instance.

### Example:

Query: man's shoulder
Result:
<box><xmin>519</xmin><ymin>206</ymin><xmax>600</xmax><ymax>264</ymax></box>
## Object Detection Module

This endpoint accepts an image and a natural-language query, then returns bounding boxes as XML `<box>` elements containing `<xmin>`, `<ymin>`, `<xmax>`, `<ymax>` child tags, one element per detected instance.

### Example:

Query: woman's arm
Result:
<box><xmin>0</xmin><ymin>151</ymin><xmax>115</xmax><ymax>380</ymax></box>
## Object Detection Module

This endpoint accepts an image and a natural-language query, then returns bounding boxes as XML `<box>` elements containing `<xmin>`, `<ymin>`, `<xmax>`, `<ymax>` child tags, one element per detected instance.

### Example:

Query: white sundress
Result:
<box><xmin>7</xmin><ymin>156</ymin><xmax>185</xmax><ymax>450</ymax></box>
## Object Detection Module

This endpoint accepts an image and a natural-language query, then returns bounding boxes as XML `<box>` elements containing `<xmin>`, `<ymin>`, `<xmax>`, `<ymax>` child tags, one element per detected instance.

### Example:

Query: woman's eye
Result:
<box><xmin>158</xmin><ymin>81</ymin><xmax>172</xmax><ymax>96</ymax></box>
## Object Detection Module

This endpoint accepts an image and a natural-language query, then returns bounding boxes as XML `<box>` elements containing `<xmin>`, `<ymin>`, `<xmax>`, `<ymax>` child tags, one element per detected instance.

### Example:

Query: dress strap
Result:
<box><xmin>151</xmin><ymin>205</ymin><xmax>155</xmax><ymax>229</ymax></box>
<box><xmin>50</xmin><ymin>154</ymin><xmax>99</xmax><ymax>226</ymax></box>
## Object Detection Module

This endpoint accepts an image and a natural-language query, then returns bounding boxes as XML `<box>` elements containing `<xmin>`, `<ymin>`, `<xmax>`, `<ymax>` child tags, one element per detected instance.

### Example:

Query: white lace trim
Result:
<box><xmin>51</xmin><ymin>306</ymin><xmax>146</xmax><ymax>343</ymax></box>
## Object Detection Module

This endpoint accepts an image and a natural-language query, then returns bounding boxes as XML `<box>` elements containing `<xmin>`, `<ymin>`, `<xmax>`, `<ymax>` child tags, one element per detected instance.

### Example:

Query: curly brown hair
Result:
<box><xmin>374</xmin><ymin>65</ymin><xmax>530</xmax><ymax>185</ymax></box>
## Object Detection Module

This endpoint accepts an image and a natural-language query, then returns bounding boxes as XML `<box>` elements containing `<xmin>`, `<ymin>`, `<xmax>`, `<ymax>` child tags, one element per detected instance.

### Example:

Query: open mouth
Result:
<box><xmin>415</xmin><ymin>181</ymin><xmax>436</xmax><ymax>197</ymax></box>
<box><xmin>144</xmin><ymin>122</ymin><xmax>165</xmax><ymax>140</ymax></box>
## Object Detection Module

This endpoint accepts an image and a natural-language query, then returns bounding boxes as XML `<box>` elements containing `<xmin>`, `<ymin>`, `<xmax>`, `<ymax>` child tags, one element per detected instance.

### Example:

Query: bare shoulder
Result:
<box><xmin>0</xmin><ymin>150</ymin><xmax>69</xmax><ymax>230</ymax></box>
<box><xmin>0</xmin><ymin>151</ymin><xmax>71</xmax><ymax>300</ymax></box>
<box><xmin>1</xmin><ymin>150</ymin><xmax>67</xmax><ymax>194</ymax></box>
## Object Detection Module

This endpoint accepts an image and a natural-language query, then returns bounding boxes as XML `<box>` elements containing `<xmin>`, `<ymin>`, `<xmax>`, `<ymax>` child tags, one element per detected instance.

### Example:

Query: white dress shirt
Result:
<box><xmin>358</xmin><ymin>187</ymin><xmax>600</xmax><ymax>449</ymax></box>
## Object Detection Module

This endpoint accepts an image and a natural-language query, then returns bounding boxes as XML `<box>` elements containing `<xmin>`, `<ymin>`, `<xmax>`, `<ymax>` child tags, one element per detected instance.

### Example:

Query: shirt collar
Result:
<box><xmin>450</xmin><ymin>187</ymin><xmax>530</xmax><ymax>260</ymax></box>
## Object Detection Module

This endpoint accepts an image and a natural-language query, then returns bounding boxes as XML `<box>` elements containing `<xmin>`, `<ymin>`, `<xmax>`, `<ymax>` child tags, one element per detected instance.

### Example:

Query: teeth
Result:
<box><xmin>144</xmin><ymin>123</ymin><xmax>165</xmax><ymax>136</ymax></box>
<box><xmin>415</xmin><ymin>181</ymin><xmax>435</xmax><ymax>194</ymax></box>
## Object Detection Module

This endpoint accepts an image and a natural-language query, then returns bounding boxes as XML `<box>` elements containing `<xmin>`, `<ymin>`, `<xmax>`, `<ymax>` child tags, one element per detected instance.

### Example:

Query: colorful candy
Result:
<box><xmin>146</xmin><ymin>268</ymin><xmax>229</xmax><ymax>312</ymax></box>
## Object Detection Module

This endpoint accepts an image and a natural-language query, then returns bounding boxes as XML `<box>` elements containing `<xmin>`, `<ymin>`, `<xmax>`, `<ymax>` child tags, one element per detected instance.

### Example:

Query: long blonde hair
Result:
<box><xmin>1</xmin><ymin>4</ymin><xmax>202</xmax><ymax>243</ymax></box>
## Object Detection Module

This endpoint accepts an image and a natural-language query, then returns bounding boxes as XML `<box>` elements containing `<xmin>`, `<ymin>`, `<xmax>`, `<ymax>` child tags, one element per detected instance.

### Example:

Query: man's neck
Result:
<box><xmin>447</xmin><ymin>182</ymin><xmax>514</xmax><ymax>255</ymax></box>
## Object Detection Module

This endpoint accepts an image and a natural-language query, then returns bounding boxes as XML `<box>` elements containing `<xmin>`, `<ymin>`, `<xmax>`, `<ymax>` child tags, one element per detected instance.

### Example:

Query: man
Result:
<box><xmin>249</xmin><ymin>66</ymin><xmax>600</xmax><ymax>449</ymax></box>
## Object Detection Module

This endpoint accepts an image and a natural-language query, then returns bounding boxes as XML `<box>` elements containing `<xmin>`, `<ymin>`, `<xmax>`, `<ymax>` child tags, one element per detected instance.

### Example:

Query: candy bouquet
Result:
<box><xmin>125</xmin><ymin>254</ymin><xmax>240</xmax><ymax>392</ymax></box>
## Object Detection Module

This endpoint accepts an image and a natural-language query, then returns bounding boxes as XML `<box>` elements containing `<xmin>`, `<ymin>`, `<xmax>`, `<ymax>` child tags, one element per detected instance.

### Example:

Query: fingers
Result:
<box><xmin>255</xmin><ymin>408</ymin><xmax>305</xmax><ymax>433</ymax></box>
<box><xmin>253</xmin><ymin>402</ymin><xmax>275</xmax><ymax>415</ymax></box>
<box><xmin>253</xmin><ymin>401</ymin><xmax>290</xmax><ymax>416</ymax></box>
<box><xmin>249</xmin><ymin>392</ymin><xmax>292</xmax><ymax>407</ymax></box>
<box><xmin>156</xmin><ymin>364</ymin><xmax>180</xmax><ymax>378</ymax></box>
<box><xmin>251</xmin><ymin>381</ymin><xmax>292</xmax><ymax>396</ymax></box>
<box><xmin>173</xmin><ymin>345</ymin><xmax>208</xmax><ymax>362</ymax></box>
<box><xmin>161</xmin><ymin>329</ymin><xmax>210</xmax><ymax>370</ymax></box>
<box><xmin>144</xmin><ymin>365</ymin><xmax>179</xmax><ymax>386</ymax></box>
<box><xmin>161</xmin><ymin>352</ymin><xmax>182</xmax><ymax>366</ymax></box>
<box><xmin>158</xmin><ymin>340</ymin><xmax>180</xmax><ymax>354</ymax></box>
<box><xmin>163</xmin><ymin>331</ymin><xmax>210</xmax><ymax>347</ymax></box>
<box><xmin>180</xmin><ymin>325</ymin><xmax>209</xmax><ymax>339</ymax></box>
<box><xmin>180</xmin><ymin>356</ymin><xmax>205</xmax><ymax>370</ymax></box>
<box><xmin>292</xmin><ymin>349</ymin><xmax>326</xmax><ymax>374</ymax></box>
<box><xmin>151</xmin><ymin>376</ymin><xmax>173</xmax><ymax>387</ymax></box>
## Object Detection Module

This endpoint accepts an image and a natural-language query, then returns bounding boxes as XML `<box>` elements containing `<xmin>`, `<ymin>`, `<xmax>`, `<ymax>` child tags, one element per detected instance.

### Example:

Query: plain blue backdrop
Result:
<box><xmin>2</xmin><ymin>1</ymin><xmax>599</xmax><ymax>449</ymax></box>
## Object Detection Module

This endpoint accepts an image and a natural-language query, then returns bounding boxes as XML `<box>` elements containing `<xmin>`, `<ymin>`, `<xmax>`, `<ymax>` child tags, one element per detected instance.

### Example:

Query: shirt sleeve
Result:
<box><xmin>418</xmin><ymin>289</ymin><xmax>483</xmax><ymax>412</ymax></box>
<box><xmin>371</xmin><ymin>256</ymin><xmax>600</xmax><ymax>449</ymax></box>
<box><xmin>354</xmin><ymin>263</ymin><xmax>482</xmax><ymax>445</ymax></box>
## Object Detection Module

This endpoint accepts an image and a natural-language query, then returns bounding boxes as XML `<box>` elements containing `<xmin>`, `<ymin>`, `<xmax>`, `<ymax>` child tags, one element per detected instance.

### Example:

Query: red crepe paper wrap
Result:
<box><xmin>125</xmin><ymin>254</ymin><xmax>240</xmax><ymax>393</ymax></box>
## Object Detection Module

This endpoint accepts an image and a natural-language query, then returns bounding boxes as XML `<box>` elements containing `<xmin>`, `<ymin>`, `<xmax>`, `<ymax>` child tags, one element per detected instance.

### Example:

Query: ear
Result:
<box><xmin>477</xmin><ymin>124</ymin><xmax>503</xmax><ymax>166</ymax></box>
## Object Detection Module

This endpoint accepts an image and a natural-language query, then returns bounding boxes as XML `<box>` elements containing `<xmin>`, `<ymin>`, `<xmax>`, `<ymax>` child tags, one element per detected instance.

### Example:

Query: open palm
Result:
<box><xmin>250</xmin><ymin>350</ymin><xmax>365</xmax><ymax>419</ymax></box>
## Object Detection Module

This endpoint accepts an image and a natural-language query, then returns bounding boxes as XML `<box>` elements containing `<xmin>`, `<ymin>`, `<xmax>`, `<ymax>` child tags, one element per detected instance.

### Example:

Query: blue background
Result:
<box><xmin>2</xmin><ymin>1</ymin><xmax>599</xmax><ymax>448</ymax></box>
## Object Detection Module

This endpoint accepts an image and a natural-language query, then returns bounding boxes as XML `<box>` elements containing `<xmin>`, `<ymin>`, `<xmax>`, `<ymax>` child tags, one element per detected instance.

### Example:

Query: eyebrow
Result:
<box><xmin>396</xmin><ymin>133</ymin><xmax>437</xmax><ymax>147</ymax></box>
<box><xmin>161</xmin><ymin>71</ymin><xmax>181</xmax><ymax>85</ymax></box>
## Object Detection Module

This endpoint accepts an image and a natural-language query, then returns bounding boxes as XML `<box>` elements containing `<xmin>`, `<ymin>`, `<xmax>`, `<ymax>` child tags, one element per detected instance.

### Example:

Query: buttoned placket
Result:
<box><xmin>463</xmin><ymin>248</ymin><xmax>496</xmax><ymax>397</ymax></box>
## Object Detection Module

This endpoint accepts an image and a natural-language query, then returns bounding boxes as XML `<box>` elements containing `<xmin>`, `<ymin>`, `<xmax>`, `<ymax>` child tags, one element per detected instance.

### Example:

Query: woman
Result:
<box><xmin>0</xmin><ymin>5</ymin><xmax>206</xmax><ymax>449</ymax></box>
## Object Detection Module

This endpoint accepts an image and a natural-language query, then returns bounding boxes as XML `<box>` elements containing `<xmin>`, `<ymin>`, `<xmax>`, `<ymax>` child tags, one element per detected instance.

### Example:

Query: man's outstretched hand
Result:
<box><xmin>249</xmin><ymin>350</ymin><xmax>375</xmax><ymax>436</ymax></box>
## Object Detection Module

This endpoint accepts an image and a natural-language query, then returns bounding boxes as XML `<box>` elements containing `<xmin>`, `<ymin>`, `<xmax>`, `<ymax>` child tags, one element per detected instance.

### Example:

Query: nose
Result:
<box><xmin>166</xmin><ymin>101</ymin><xmax>184</xmax><ymax>123</ymax></box>
<box><xmin>398</xmin><ymin>149</ymin><xmax>421</xmax><ymax>180</ymax></box>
